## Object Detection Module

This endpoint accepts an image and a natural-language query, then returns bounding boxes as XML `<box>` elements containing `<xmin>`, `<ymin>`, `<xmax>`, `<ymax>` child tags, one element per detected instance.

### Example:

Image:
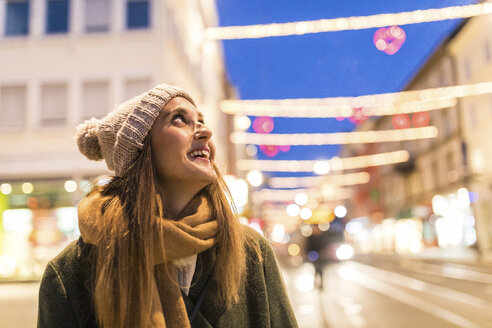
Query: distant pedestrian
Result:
<box><xmin>305</xmin><ymin>225</ymin><xmax>331</xmax><ymax>289</ymax></box>
<box><xmin>37</xmin><ymin>84</ymin><xmax>298</xmax><ymax>327</ymax></box>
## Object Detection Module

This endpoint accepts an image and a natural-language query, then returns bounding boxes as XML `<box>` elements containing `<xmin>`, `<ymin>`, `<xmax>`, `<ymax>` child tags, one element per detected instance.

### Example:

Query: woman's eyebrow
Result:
<box><xmin>166</xmin><ymin>107</ymin><xmax>187</xmax><ymax>117</ymax></box>
<box><xmin>166</xmin><ymin>107</ymin><xmax>205</xmax><ymax>121</ymax></box>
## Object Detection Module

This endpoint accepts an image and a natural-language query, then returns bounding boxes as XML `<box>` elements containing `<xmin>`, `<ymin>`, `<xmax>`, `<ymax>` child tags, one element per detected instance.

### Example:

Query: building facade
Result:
<box><xmin>447</xmin><ymin>14</ymin><xmax>492</xmax><ymax>259</ymax></box>
<box><xmin>0</xmin><ymin>0</ymin><xmax>230</xmax><ymax>280</ymax></box>
<box><xmin>344</xmin><ymin>17</ymin><xmax>492</xmax><ymax>257</ymax></box>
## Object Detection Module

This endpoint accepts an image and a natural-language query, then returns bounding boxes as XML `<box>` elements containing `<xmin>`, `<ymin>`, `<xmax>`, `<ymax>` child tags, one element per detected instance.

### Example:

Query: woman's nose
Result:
<box><xmin>194</xmin><ymin>124</ymin><xmax>212</xmax><ymax>140</ymax></box>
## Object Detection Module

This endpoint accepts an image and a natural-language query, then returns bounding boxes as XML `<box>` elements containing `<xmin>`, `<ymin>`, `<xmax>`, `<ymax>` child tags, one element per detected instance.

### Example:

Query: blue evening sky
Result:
<box><xmin>215</xmin><ymin>0</ymin><xmax>475</xmax><ymax>179</ymax></box>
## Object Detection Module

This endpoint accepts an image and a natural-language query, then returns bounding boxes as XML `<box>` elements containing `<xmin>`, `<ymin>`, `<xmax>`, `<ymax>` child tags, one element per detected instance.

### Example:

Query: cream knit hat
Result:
<box><xmin>75</xmin><ymin>83</ymin><xmax>195</xmax><ymax>177</ymax></box>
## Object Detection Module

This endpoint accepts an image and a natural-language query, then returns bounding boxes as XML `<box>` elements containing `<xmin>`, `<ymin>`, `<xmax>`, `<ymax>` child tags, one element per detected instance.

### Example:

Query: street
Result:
<box><xmin>0</xmin><ymin>281</ymin><xmax>39</xmax><ymax>328</ymax></box>
<box><xmin>2</xmin><ymin>253</ymin><xmax>491</xmax><ymax>328</ymax></box>
<box><xmin>282</xmin><ymin>254</ymin><xmax>492</xmax><ymax>328</ymax></box>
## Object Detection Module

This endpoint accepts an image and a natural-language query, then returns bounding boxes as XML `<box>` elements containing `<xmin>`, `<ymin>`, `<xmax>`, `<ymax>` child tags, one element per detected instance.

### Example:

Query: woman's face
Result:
<box><xmin>150</xmin><ymin>97</ymin><xmax>217</xmax><ymax>192</ymax></box>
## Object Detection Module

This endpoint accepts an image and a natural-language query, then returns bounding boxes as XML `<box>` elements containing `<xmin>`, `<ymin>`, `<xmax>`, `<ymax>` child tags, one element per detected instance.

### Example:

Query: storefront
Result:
<box><xmin>345</xmin><ymin>188</ymin><xmax>477</xmax><ymax>255</ymax></box>
<box><xmin>0</xmin><ymin>179</ymin><xmax>91</xmax><ymax>280</ymax></box>
<box><xmin>431</xmin><ymin>187</ymin><xmax>477</xmax><ymax>248</ymax></box>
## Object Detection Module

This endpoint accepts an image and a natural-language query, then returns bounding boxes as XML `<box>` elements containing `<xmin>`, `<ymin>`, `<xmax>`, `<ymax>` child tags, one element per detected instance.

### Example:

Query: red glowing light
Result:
<box><xmin>392</xmin><ymin>114</ymin><xmax>411</xmax><ymax>129</ymax></box>
<box><xmin>412</xmin><ymin>111</ymin><xmax>430</xmax><ymax>127</ymax></box>
<box><xmin>258</xmin><ymin>144</ymin><xmax>290</xmax><ymax>158</ymax></box>
<box><xmin>373</xmin><ymin>26</ymin><xmax>406</xmax><ymax>55</ymax></box>
<box><xmin>259</xmin><ymin>145</ymin><xmax>279</xmax><ymax>157</ymax></box>
<box><xmin>252</xmin><ymin>116</ymin><xmax>274</xmax><ymax>134</ymax></box>
<box><xmin>278</xmin><ymin>145</ymin><xmax>291</xmax><ymax>152</ymax></box>
<box><xmin>348</xmin><ymin>107</ymin><xmax>368</xmax><ymax>124</ymax></box>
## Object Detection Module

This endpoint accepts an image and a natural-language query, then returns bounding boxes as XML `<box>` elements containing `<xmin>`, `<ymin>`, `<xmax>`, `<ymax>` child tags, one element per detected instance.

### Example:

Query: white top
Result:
<box><xmin>172</xmin><ymin>254</ymin><xmax>197</xmax><ymax>295</ymax></box>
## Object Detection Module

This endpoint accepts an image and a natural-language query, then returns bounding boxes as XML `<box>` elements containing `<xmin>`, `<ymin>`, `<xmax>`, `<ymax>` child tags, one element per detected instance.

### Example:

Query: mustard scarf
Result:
<box><xmin>78</xmin><ymin>186</ymin><xmax>218</xmax><ymax>328</ymax></box>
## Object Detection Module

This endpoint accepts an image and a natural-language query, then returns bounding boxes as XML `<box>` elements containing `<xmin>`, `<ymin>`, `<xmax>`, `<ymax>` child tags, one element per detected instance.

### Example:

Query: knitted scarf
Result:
<box><xmin>77</xmin><ymin>187</ymin><xmax>218</xmax><ymax>328</ymax></box>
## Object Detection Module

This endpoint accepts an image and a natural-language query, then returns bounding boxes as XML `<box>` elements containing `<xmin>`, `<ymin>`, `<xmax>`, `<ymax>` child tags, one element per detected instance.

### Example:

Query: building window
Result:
<box><xmin>485</xmin><ymin>41</ymin><xmax>491</xmax><ymax>63</ymax></box>
<box><xmin>432</xmin><ymin>161</ymin><xmax>439</xmax><ymax>189</ymax></box>
<box><xmin>41</xmin><ymin>83</ymin><xmax>67</xmax><ymax>126</ymax></box>
<box><xmin>124</xmin><ymin>78</ymin><xmax>151</xmax><ymax>99</ymax></box>
<box><xmin>85</xmin><ymin>0</ymin><xmax>110</xmax><ymax>33</ymax></box>
<box><xmin>46</xmin><ymin>0</ymin><xmax>70</xmax><ymax>34</ymax></box>
<box><xmin>447</xmin><ymin>151</ymin><xmax>458</xmax><ymax>182</ymax></box>
<box><xmin>490</xmin><ymin>95</ymin><xmax>492</xmax><ymax>117</ymax></box>
<box><xmin>0</xmin><ymin>85</ymin><xmax>27</xmax><ymax>130</ymax></box>
<box><xmin>441</xmin><ymin>109</ymin><xmax>452</xmax><ymax>137</ymax></box>
<box><xmin>5</xmin><ymin>0</ymin><xmax>30</xmax><ymax>36</ymax></box>
<box><xmin>469</xmin><ymin>104</ymin><xmax>477</xmax><ymax>129</ymax></box>
<box><xmin>126</xmin><ymin>0</ymin><xmax>150</xmax><ymax>29</ymax></box>
<box><xmin>463</xmin><ymin>59</ymin><xmax>471</xmax><ymax>80</ymax></box>
<box><xmin>438</xmin><ymin>70</ymin><xmax>447</xmax><ymax>87</ymax></box>
<box><xmin>81</xmin><ymin>81</ymin><xmax>109</xmax><ymax>121</ymax></box>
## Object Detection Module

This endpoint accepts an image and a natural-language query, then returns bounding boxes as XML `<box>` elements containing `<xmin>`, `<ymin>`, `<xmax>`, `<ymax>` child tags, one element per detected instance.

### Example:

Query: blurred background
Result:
<box><xmin>1</xmin><ymin>0</ymin><xmax>492</xmax><ymax>327</ymax></box>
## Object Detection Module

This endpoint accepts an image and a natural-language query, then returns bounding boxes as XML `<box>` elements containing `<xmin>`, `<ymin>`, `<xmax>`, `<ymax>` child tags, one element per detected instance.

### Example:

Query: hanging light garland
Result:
<box><xmin>268</xmin><ymin>171</ymin><xmax>370</xmax><ymax>189</ymax></box>
<box><xmin>220</xmin><ymin>81</ymin><xmax>492</xmax><ymax>118</ymax></box>
<box><xmin>252</xmin><ymin>188</ymin><xmax>351</xmax><ymax>203</ymax></box>
<box><xmin>206</xmin><ymin>2</ymin><xmax>492</xmax><ymax>40</ymax></box>
<box><xmin>231</xmin><ymin>126</ymin><xmax>437</xmax><ymax>145</ymax></box>
<box><xmin>224</xmin><ymin>97</ymin><xmax>456</xmax><ymax>118</ymax></box>
<box><xmin>238</xmin><ymin>150</ymin><xmax>409</xmax><ymax>172</ymax></box>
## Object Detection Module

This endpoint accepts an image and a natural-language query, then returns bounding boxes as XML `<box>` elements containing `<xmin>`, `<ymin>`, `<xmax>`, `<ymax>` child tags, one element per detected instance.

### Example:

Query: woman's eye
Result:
<box><xmin>172</xmin><ymin>114</ymin><xmax>186</xmax><ymax>123</ymax></box>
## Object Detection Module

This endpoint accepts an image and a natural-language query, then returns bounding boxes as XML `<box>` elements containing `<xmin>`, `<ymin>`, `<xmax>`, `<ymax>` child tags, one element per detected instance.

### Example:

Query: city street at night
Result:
<box><xmin>2</xmin><ymin>0</ymin><xmax>492</xmax><ymax>327</ymax></box>
<box><xmin>2</xmin><ymin>251</ymin><xmax>491</xmax><ymax>328</ymax></box>
<box><xmin>283</xmin><ymin>253</ymin><xmax>492</xmax><ymax>328</ymax></box>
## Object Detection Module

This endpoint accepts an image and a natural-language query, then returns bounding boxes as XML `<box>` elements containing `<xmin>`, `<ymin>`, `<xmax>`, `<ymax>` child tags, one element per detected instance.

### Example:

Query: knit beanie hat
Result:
<box><xmin>75</xmin><ymin>84</ymin><xmax>195</xmax><ymax>177</ymax></box>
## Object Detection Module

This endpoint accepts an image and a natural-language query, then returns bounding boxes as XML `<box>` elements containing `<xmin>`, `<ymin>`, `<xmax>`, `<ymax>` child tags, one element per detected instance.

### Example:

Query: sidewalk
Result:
<box><xmin>372</xmin><ymin>246</ymin><xmax>492</xmax><ymax>268</ymax></box>
<box><xmin>407</xmin><ymin>246</ymin><xmax>480</xmax><ymax>263</ymax></box>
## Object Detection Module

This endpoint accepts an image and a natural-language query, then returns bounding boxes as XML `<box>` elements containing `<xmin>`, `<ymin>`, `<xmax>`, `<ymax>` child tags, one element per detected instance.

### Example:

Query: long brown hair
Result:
<box><xmin>90</xmin><ymin>137</ymin><xmax>251</xmax><ymax>327</ymax></box>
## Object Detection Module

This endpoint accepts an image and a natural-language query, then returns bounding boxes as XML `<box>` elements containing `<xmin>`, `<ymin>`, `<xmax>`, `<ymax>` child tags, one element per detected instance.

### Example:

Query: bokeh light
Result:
<box><xmin>295</xmin><ymin>272</ymin><xmax>314</xmax><ymax>292</ymax></box>
<box><xmin>247</xmin><ymin>170</ymin><xmax>263</xmax><ymax>187</ymax></box>
<box><xmin>288</xmin><ymin>243</ymin><xmax>301</xmax><ymax>256</ymax></box>
<box><xmin>21</xmin><ymin>182</ymin><xmax>33</xmax><ymax>194</ymax></box>
<box><xmin>300</xmin><ymin>207</ymin><xmax>313</xmax><ymax>220</ymax></box>
<box><xmin>392</xmin><ymin>113</ymin><xmax>411</xmax><ymax>129</ymax></box>
<box><xmin>259</xmin><ymin>145</ymin><xmax>279</xmax><ymax>157</ymax></box>
<box><xmin>300</xmin><ymin>224</ymin><xmax>313</xmax><ymax>237</ymax></box>
<box><xmin>64</xmin><ymin>180</ymin><xmax>78</xmax><ymax>193</ymax></box>
<box><xmin>373</xmin><ymin>25</ymin><xmax>406</xmax><ymax>55</ymax></box>
<box><xmin>319</xmin><ymin>222</ymin><xmax>330</xmax><ymax>231</ymax></box>
<box><xmin>313</xmin><ymin>161</ymin><xmax>331</xmax><ymax>175</ymax></box>
<box><xmin>0</xmin><ymin>183</ymin><xmax>12</xmax><ymax>195</ymax></box>
<box><xmin>252</xmin><ymin>116</ymin><xmax>274</xmax><ymax>134</ymax></box>
<box><xmin>412</xmin><ymin>111</ymin><xmax>430</xmax><ymax>127</ymax></box>
<box><xmin>245</xmin><ymin>144</ymin><xmax>258</xmax><ymax>157</ymax></box>
<box><xmin>336</xmin><ymin>244</ymin><xmax>354</xmax><ymax>260</ymax></box>
<box><xmin>334</xmin><ymin>205</ymin><xmax>347</xmax><ymax>218</ymax></box>
<box><xmin>234</xmin><ymin>115</ymin><xmax>251</xmax><ymax>130</ymax></box>
<box><xmin>286</xmin><ymin>203</ymin><xmax>301</xmax><ymax>216</ymax></box>
<box><xmin>307</xmin><ymin>250</ymin><xmax>319</xmax><ymax>261</ymax></box>
<box><xmin>295</xmin><ymin>193</ymin><xmax>308</xmax><ymax>206</ymax></box>
<box><xmin>271</xmin><ymin>224</ymin><xmax>286</xmax><ymax>243</ymax></box>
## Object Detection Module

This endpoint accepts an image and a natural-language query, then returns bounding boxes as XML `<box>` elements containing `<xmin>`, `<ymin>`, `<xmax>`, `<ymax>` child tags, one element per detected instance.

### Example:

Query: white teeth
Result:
<box><xmin>189</xmin><ymin>150</ymin><xmax>210</xmax><ymax>159</ymax></box>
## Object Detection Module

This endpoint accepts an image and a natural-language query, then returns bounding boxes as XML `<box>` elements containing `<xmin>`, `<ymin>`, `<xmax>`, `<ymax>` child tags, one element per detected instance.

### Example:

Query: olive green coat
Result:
<box><xmin>37</xmin><ymin>227</ymin><xmax>298</xmax><ymax>327</ymax></box>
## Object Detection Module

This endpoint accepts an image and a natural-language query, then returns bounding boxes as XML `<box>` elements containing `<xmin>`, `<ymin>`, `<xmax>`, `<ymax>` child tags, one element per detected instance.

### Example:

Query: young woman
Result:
<box><xmin>37</xmin><ymin>84</ymin><xmax>298</xmax><ymax>328</ymax></box>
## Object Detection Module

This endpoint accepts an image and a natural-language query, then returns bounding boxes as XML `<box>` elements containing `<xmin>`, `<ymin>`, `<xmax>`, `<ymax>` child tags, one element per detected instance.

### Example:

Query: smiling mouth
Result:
<box><xmin>187</xmin><ymin>149</ymin><xmax>211</xmax><ymax>162</ymax></box>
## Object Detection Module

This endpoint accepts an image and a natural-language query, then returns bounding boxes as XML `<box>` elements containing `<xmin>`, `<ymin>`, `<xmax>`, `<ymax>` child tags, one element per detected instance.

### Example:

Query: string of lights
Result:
<box><xmin>268</xmin><ymin>172</ymin><xmax>370</xmax><ymax>189</ymax></box>
<box><xmin>221</xmin><ymin>81</ymin><xmax>492</xmax><ymax>117</ymax></box>
<box><xmin>231</xmin><ymin>126</ymin><xmax>438</xmax><ymax>145</ymax></box>
<box><xmin>252</xmin><ymin>188</ymin><xmax>351</xmax><ymax>202</ymax></box>
<box><xmin>206</xmin><ymin>2</ymin><xmax>492</xmax><ymax>40</ymax></box>
<box><xmin>238</xmin><ymin>150</ymin><xmax>409</xmax><ymax>172</ymax></box>
<box><xmin>225</xmin><ymin>97</ymin><xmax>456</xmax><ymax>118</ymax></box>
